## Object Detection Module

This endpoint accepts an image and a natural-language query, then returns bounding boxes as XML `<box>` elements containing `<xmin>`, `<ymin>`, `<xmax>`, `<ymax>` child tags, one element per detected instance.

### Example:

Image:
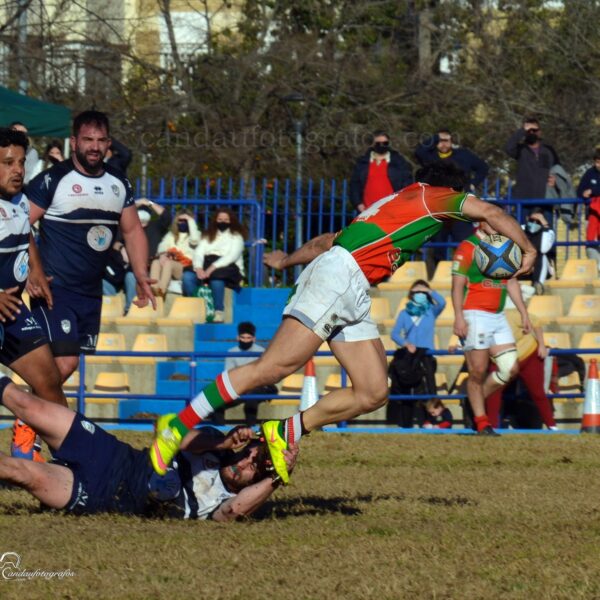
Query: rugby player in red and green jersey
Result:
<box><xmin>451</xmin><ymin>221</ymin><xmax>532</xmax><ymax>435</ymax></box>
<box><xmin>150</xmin><ymin>163</ymin><xmax>537</xmax><ymax>483</ymax></box>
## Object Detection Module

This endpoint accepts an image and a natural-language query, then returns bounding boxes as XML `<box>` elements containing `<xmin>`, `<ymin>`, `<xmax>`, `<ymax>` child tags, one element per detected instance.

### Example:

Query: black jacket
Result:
<box><xmin>505</xmin><ymin>129</ymin><xmax>559</xmax><ymax>200</ymax></box>
<box><xmin>349</xmin><ymin>149</ymin><xmax>413</xmax><ymax>209</ymax></box>
<box><xmin>414</xmin><ymin>138</ymin><xmax>488</xmax><ymax>189</ymax></box>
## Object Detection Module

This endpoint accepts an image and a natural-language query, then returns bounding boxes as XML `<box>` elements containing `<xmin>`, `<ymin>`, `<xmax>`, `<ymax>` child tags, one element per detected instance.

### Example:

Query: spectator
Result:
<box><xmin>546</xmin><ymin>164</ymin><xmax>577</xmax><ymax>227</ymax></box>
<box><xmin>42</xmin><ymin>140</ymin><xmax>64</xmax><ymax>169</ymax></box>
<box><xmin>183</xmin><ymin>208</ymin><xmax>247</xmax><ymax>323</ymax></box>
<box><xmin>415</xmin><ymin>128</ymin><xmax>489</xmax><ymax>271</ymax></box>
<box><xmin>388</xmin><ymin>280</ymin><xmax>445</xmax><ymax>428</ymax></box>
<box><xmin>577</xmin><ymin>150</ymin><xmax>600</xmax><ymax>272</ymax></box>
<box><xmin>211</xmin><ymin>322</ymin><xmax>278</xmax><ymax>426</ymax></box>
<box><xmin>414</xmin><ymin>129</ymin><xmax>488</xmax><ymax>191</ymax></box>
<box><xmin>520</xmin><ymin>210</ymin><xmax>556</xmax><ymax>295</ymax></box>
<box><xmin>150</xmin><ymin>210</ymin><xmax>200</xmax><ymax>298</ymax></box>
<box><xmin>9</xmin><ymin>121</ymin><xmax>42</xmax><ymax>183</ymax></box>
<box><xmin>485</xmin><ymin>309</ymin><xmax>557</xmax><ymax>430</ymax></box>
<box><xmin>505</xmin><ymin>116</ymin><xmax>560</xmax><ymax>220</ymax></box>
<box><xmin>105</xmin><ymin>138</ymin><xmax>132</xmax><ymax>175</ymax></box>
<box><xmin>102</xmin><ymin>240</ymin><xmax>135</xmax><ymax>315</ymax></box>
<box><xmin>422</xmin><ymin>398</ymin><xmax>453</xmax><ymax>429</ymax></box>
<box><xmin>349</xmin><ymin>130</ymin><xmax>413</xmax><ymax>212</ymax></box>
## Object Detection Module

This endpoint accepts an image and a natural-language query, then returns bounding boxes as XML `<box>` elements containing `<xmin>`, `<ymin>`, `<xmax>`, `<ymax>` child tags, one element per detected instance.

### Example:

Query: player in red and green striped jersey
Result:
<box><xmin>150</xmin><ymin>163</ymin><xmax>537</xmax><ymax>483</ymax></box>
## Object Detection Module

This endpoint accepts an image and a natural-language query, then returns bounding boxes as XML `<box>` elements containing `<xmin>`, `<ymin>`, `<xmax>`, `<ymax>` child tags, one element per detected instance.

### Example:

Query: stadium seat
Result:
<box><xmin>93</xmin><ymin>371</ymin><xmax>130</xmax><ymax>393</ymax></box>
<box><xmin>114</xmin><ymin>297</ymin><xmax>164</xmax><ymax>327</ymax></box>
<box><xmin>280</xmin><ymin>373</ymin><xmax>304</xmax><ymax>392</ymax></box>
<box><xmin>547</xmin><ymin>259</ymin><xmax>599</xmax><ymax>289</ymax></box>
<box><xmin>556</xmin><ymin>295</ymin><xmax>600</xmax><ymax>326</ymax></box>
<box><xmin>527</xmin><ymin>295</ymin><xmax>564</xmax><ymax>326</ymax></box>
<box><xmin>382</xmin><ymin>297</ymin><xmax>409</xmax><ymax>328</ymax></box>
<box><xmin>577</xmin><ymin>332</ymin><xmax>600</xmax><ymax>364</ymax></box>
<box><xmin>378</xmin><ymin>261</ymin><xmax>427</xmax><ymax>291</ymax></box>
<box><xmin>101</xmin><ymin>295</ymin><xmax>125</xmax><ymax>326</ymax></box>
<box><xmin>435</xmin><ymin>372</ymin><xmax>449</xmax><ymax>393</ymax></box>
<box><xmin>370</xmin><ymin>297</ymin><xmax>391</xmax><ymax>323</ymax></box>
<box><xmin>87</xmin><ymin>332</ymin><xmax>126</xmax><ymax>365</ymax></box>
<box><xmin>543</xmin><ymin>331</ymin><xmax>571</xmax><ymax>349</ymax></box>
<box><xmin>435</xmin><ymin>297</ymin><xmax>455</xmax><ymax>327</ymax></box>
<box><xmin>429</xmin><ymin>260</ymin><xmax>453</xmax><ymax>290</ymax></box>
<box><xmin>314</xmin><ymin>341</ymin><xmax>338</xmax><ymax>367</ymax></box>
<box><xmin>87</xmin><ymin>372</ymin><xmax>130</xmax><ymax>419</ymax></box>
<box><xmin>156</xmin><ymin>296</ymin><xmax>206</xmax><ymax>327</ymax></box>
<box><xmin>119</xmin><ymin>333</ymin><xmax>168</xmax><ymax>365</ymax></box>
<box><xmin>324</xmin><ymin>372</ymin><xmax>352</xmax><ymax>391</ymax></box>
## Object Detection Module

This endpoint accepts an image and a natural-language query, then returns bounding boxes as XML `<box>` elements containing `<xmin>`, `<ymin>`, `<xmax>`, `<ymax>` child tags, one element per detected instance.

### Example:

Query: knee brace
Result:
<box><xmin>491</xmin><ymin>348</ymin><xmax>518</xmax><ymax>385</ymax></box>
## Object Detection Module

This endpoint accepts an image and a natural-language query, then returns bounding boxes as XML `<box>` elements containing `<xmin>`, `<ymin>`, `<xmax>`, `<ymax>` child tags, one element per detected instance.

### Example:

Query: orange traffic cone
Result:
<box><xmin>581</xmin><ymin>359</ymin><xmax>600</xmax><ymax>433</ymax></box>
<box><xmin>299</xmin><ymin>359</ymin><xmax>319</xmax><ymax>411</ymax></box>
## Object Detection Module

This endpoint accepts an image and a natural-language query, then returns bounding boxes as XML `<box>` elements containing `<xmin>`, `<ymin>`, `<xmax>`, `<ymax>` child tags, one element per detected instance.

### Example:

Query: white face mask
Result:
<box><xmin>527</xmin><ymin>221</ymin><xmax>542</xmax><ymax>234</ymax></box>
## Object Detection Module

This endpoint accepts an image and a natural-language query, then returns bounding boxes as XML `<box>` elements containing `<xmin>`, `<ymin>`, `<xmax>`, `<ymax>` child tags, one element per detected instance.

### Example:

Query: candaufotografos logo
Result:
<box><xmin>0</xmin><ymin>551</ymin><xmax>75</xmax><ymax>581</ymax></box>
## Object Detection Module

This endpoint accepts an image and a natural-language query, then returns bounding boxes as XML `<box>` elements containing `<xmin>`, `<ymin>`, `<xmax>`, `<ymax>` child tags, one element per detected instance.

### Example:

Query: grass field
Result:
<box><xmin>1</xmin><ymin>428</ymin><xmax>600</xmax><ymax>599</ymax></box>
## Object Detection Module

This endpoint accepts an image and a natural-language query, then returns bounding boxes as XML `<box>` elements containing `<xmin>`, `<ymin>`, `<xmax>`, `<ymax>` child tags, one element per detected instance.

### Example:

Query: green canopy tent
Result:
<box><xmin>0</xmin><ymin>86</ymin><xmax>71</xmax><ymax>137</ymax></box>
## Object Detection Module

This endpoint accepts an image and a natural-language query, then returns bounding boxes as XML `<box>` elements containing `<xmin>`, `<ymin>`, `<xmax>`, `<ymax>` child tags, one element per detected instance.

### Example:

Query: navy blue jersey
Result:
<box><xmin>27</xmin><ymin>160</ymin><xmax>134</xmax><ymax>297</ymax></box>
<box><xmin>0</xmin><ymin>192</ymin><xmax>31</xmax><ymax>293</ymax></box>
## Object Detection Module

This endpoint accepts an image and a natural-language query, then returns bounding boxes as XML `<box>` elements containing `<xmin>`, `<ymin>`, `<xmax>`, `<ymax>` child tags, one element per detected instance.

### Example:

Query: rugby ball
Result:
<box><xmin>474</xmin><ymin>234</ymin><xmax>522</xmax><ymax>279</ymax></box>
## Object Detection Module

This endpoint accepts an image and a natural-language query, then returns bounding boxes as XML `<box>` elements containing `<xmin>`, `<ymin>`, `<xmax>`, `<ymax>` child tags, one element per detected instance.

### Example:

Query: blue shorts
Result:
<box><xmin>52</xmin><ymin>413</ymin><xmax>153</xmax><ymax>515</ymax></box>
<box><xmin>0</xmin><ymin>302</ymin><xmax>48</xmax><ymax>366</ymax></box>
<box><xmin>30</xmin><ymin>285</ymin><xmax>102</xmax><ymax>356</ymax></box>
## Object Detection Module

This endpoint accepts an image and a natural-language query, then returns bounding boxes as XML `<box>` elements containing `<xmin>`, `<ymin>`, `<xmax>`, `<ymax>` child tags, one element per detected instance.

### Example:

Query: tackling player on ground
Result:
<box><xmin>150</xmin><ymin>163</ymin><xmax>537</xmax><ymax>483</ymax></box>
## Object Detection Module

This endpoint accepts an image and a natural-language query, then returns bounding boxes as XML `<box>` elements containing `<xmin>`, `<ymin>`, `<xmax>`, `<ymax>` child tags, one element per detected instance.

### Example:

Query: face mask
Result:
<box><xmin>137</xmin><ymin>209</ymin><xmax>151</xmax><ymax>226</ymax></box>
<box><xmin>238</xmin><ymin>340</ymin><xmax>253</xmax><ymax>351</ymax></box>
<box><xmin>412</xmin><ymin>292</ymin><xmax>430</xmax><ymax>306</ymax></box>
<box><xmin>372</xmin><ymin>143</ymin><xmax>390</xmax><ymax>155</ymax></box>
<box><xmin>527</xmin><ymin>221</ymin><xmax>542</xmax><ymax>234</ymax></box>
<box><xmin>524</xmin><ymin>132</ymin><xmax>538</xmax><ymax>145</ymax></box>
<box><xmin>217</xmin><ymin>222</ymin><xmax>230</xmax><ymax>232</ymax></box>
<box><xmin>177</xmin><ymin>221</ymin><xmax>189</xmax><ymax>233</ymax></box>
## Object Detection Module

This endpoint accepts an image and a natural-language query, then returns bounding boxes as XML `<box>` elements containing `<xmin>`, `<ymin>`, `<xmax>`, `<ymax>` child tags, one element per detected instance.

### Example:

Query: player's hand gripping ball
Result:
<box><xmin>474</xmin><ymin>234</ymin><xmax>522</xmax><ymax>279</ymax></box>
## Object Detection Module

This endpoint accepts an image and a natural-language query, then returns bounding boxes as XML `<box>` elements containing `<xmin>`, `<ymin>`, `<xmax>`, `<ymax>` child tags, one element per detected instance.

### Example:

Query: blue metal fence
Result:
<box><xmin>137</xmin><ymin>176</ymin><xmax>596</xmax><ymax>287</ymax></box>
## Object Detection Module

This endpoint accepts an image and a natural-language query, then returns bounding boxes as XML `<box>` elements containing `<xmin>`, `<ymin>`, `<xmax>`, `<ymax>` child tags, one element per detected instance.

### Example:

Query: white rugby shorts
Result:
<box><xmin>283</xmin><ymin>245</ymin><xmax>379</xmax><ymax>342</ymax></box>
<box><xmin>462</xmin><ymin>309</ymin><xmax>515</xmax><ymax>351</ymax></box>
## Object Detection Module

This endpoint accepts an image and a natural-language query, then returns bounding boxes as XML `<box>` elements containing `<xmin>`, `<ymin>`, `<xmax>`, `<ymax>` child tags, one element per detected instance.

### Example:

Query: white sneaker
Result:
<box><xmin>213</xmin><ymin>310</ymin><xmax>224</xmax><ymax>323</ymax></box>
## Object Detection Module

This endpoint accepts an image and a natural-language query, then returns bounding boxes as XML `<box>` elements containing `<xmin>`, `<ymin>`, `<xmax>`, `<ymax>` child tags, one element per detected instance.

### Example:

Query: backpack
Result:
<box><xmin>389</xmin><ymin>347</ymin><xmax>427</xmax><ymax>388</ymax></box>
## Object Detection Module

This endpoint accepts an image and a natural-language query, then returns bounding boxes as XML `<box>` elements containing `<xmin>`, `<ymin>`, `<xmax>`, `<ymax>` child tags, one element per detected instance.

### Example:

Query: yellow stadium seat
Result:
<box><xmin>430</xmin><ymin>261</ymin><xmax>453</xmax><ymax>290</ymax></box>
<box><xmin>578</xmin><ymin>332</ymin><xmax>600</xmax><ymax>363</ymax></box>
<box><xmin>528</xmin><ymin>295</ymin><xmax>564</xmax><ymax>326</ymax></box>
<box><xmin>93</xmin><ymin>371</ymin><xmax>130</xmax><ymax>393</ymax></box>
<box><xmin>556</xmin><ymin>295</ymin><xmax>600</xmax><ymax>326</ymax></box>
<box><xmin>542</xmin><ymin>332</ymin><xmax>572</xmax><ymax>349</ymax></box>
<box><xmin>114</xmin><ymin>297</ymin><xmax>164</xmax><ymax>327</ymax></box>
<box><xmin>87</xmin><ymin>333</ymin><xmax>126</xmax><ymax>364</ymax></box>
<box><xmin>382</xmin><ymin>297</ymin><xmax>409</xmax><ymax>328</ymax></box>
<box><xmin>436</xmin><ymin>334</ymin><xmax>464</xmax><ymax>367</ymax></box>
<box><xmin>370</xmin><ymin>297</ymin><xmax>391</xmax><ymax>323</ymax></box>
<box><xmin>119</xmin><ymin>333</ymin><xmax>168</xmax><ymax>365</ymax></box>
<box><xmin>435</xmin><ymin>372</ymin><xmax>449</xmax><ymax>393</ymax></box>
<box><xmin>547</xmin><ymin>259</ymin><xmax>599</xmax><ymax>289</ymax></box>
<box><xmin>324</xmin><ymin>372</ymin><xmax>352</xmax><ymax>391</ymax></box>
<box><xmin>101</xmin><ymin>295</ymin><xmax>125</xmax><ymax>325</ymax></box>
<box><xmin>378</xmin><ymin>261</ymin><xmax>427</xmax><ymax>291</ymax></box>
<box><xmin>156</xmin><ymin>297</ymin><xmax>206</xmax><ymax>327</ymax></box>
<box><xmin>314</xmin><ymin>341</ymin><xmax>338</xmax><ymax>367</ymax></box>
<box><xmin>280</xmin><ymin>373</ymin><xmax>304</xmax><ymax>392</ymax></box>
<box><xmin>64</xmin><ymin>371</ymin><xmax>84</xmax><ymax>392</ymax></box>
<box><xmin>88</xmin><ymin>372</ymin><xmax>130</xmax><ymax>416</ymax></box>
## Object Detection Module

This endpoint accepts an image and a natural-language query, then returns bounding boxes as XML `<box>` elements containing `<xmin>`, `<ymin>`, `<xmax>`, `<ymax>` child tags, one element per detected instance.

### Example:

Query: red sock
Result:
<box><xmin>474</xmin><ymin>415</ymin><xmax>491</xmax><ymax>432</ymax></box>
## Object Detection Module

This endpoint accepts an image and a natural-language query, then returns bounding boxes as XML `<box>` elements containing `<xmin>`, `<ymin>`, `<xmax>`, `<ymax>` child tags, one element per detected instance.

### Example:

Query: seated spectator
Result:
<box><xmin>183</xmin><ymin>208</ymin><xmax>247</xmax><ymax>323</ymax></box>
<box><xmin>578</xmin><ymin>152</ymin><xmax>600</xmax><ymax>272</ymax></box>
<box><xmin>150</xmin><ymin>210</ymin><xmax>200</xmax><ymax>298</ymax></box>
<box><xmin>520</xmin><ymin>210</ymin><xmax>556</xmax><ymax>295</ymax></box>
<box><xmin>388</xmin><ymin>280</ymin><xmax>445</xmax><ymax>428</ymax></box>
<box><xmin>211</xmin><ymin>322</ymin><xmax>278</xmax><ymax>426</ymax></box>
<box><xmin>422</xmin><ymin>399</ymin><xmax>453</xmax><ymax>429</ymax></box>
<box><xmin>43</xmin><ymin>140</ymin><xmax>64</xmax><ymax>169</ymax></box>
<box><xmin>102</xmin><ymin>240</ymin><xmax>135</xmax><ymax>314</ymax></box>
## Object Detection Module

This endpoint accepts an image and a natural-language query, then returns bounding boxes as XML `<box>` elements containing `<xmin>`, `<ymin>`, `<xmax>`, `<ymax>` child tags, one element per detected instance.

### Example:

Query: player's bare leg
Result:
<box><xmin>464</xmin><ymin>349</ymin><xmax>498</xmax><ymax>435</ymax></box>
<box><xmin>0</xmin><ymin>452</ymin><xmax>73</xmax><ymax>509</ymax></box>
<box><xmin>54</xmin><ymin>355</ymin><xmax>79</xmax><ymax>383</ymax></box>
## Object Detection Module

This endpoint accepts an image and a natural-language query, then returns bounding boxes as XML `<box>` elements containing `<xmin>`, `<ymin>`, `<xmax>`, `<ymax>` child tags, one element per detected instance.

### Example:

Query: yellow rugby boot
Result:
<box><xmin>150</xmin><ymin>414</ymin><xmax>183</xmax><ymax>476</ymax></box>
<box><xmin>261</xmin><ymin>420</ymin><xmax>290</xmax><ymax>485</ymax></box>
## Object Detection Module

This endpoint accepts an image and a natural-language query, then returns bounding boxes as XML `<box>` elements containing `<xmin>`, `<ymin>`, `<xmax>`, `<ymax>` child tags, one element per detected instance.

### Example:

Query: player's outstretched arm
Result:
<box><xmin>462</xmin><ymin>197</ymin><xmax>536</xmax><ymax>277</ymax></box>
<box><xmin>263</xmin><ymin>232</ymin><xmax>337</xmax><ymax>271</ymax></box>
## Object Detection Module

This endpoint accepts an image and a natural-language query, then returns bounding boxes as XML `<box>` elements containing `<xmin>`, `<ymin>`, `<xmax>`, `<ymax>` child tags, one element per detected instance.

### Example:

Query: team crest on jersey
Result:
<box><xmin>94</xmin><ymin>186</ymin><xmax>104</xmax><ymax>195</ymax></box>
<box><xmin>388</xmin><ymin>248</ymin><xmax>403</xmax><ymax>272</ymax></box>
<box><xmin>111</xmin><ymin>184</ymin><xmax>120</xmax><ymax>196</ymax></box>
<box><xmin>13</xmin><ymin>250</ymin><xmax>29</xmax><ymax>282</ymax></box>
<box><xmin>87</xmin><ymin>225</ymin><xmax>112</xmax><ymax>252</ymax></box>
<box><xmin>19</xmin><ymin>201</ymin><xmax>28</xmax><ymax>214</ymax></box>
<box><xmin>61</xmin><ymin>319</ymin><xmax>71</xmax><ymax>334</ymax></box>
<box><xmin>80</xmin><ymin>420</ymin><xmax>95</xmax><ymax>435</ymax></box>
<box><xmin>72</xmin><ymin>184</ymin><xmax>83</xmax><ymax>194</ymax></box>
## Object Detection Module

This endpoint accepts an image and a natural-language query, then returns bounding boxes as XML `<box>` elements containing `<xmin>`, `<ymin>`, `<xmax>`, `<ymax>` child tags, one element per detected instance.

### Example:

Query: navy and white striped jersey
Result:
<box><xmin>27</xmin><ymin>159</ymin><xmax>134</xmax><ymax>297</ymax></box>
<box><xmin>0</xmin><ymin>192</ymin><xmax>31</xmax><ymax>293</ymax></box>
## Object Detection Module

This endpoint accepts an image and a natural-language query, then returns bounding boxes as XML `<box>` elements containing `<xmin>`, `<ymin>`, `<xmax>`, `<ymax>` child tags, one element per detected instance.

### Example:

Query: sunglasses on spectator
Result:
<box><xmin>526</xmin><ymin>128</ymin><xmax>540</xmax><ymax>133</ymax></box>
